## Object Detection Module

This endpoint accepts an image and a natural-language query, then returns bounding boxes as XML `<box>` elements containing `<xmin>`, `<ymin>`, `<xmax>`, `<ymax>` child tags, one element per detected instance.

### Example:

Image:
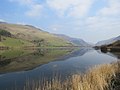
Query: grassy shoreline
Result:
<box><xmin>21</xmin><ymin>61</ymin><xmax>120</xmax><ymax>90</ymax></box>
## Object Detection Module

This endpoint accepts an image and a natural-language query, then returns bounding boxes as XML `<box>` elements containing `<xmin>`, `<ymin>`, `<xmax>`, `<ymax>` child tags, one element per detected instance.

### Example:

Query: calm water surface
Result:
<box><xmin>0</xmin><ymin>48</ymin><xmax>119</xmax><ymax>90</ymax></box>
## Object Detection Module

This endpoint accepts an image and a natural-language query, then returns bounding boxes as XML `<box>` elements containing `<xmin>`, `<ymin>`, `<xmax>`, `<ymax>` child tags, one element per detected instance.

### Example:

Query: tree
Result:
<box><xmin>0</xmin><ymin>29</ymin><xmax>11</xmax><ymax>37</ymax></box>
<box><xmin>32</xmin><ymin>39</ymin><xmax>45</xmax><ymax>46</ymax></box>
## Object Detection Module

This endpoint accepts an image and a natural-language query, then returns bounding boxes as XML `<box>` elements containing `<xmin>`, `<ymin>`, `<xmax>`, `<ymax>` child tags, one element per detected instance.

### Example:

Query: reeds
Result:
<box><xmin>22</xmin><ymin>62</ymin><xmax>120</xmax><ymax>90</ymax></box>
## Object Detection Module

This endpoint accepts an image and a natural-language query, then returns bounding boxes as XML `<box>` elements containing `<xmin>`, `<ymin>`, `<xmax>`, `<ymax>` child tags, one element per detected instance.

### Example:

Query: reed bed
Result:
<box><xmin>22</xmin><ymin>62</ymin><xmax>120</xmax><ymax>90</ymax></box>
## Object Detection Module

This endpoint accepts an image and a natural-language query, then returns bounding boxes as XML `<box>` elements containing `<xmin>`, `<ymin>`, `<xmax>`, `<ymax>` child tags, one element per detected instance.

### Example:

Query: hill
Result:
<box><xmin>0</xmin><ymin>23</ymin><xmax>73</xmax><ymax>47</ymax></box>
<box><xmin>107</xmin><ymin>40</ymin><xmax>120</xmax><ymax>47</ymax></box>
<box><xmin>55</xmin><ymin>34</ymin><xmax>90</xmax><ymax>46</ymax></box>
<box><xmin>96</xmin><ymin>35</ymin><xmax>120</xmax><ymax>46</ymax></box>
<box><xmin>100</xmin><ymin>40</ymin><xmax>120</xmax><ymax>52</ymax></box>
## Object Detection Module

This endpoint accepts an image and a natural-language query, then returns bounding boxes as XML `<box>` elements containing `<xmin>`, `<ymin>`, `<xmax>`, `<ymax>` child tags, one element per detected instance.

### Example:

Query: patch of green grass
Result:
<box><xmin>0</xmin><ymin>36</ymin><xmax>33</xmax><ymax>47</ymax></box>
<box><xmin>0</xmin><ymin>42</ymin><xmax>4</xmax><ymax>46</ymax></box>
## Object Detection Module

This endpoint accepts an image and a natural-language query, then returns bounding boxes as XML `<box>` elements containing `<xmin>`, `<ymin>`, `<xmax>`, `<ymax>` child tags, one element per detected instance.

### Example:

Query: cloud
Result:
<box><xmin>46</xmin><ymin>0</ymin><xmax>120</xmax><ymax>42</ymax></box>
<box><xmin>0</xmin><ymin>19</ymin><xmax>6</xmax><ymax>22</ymax></box>
<box><xmin>25</xmin><ymin>4</ymin><xmax>43</xmax><ymax>17</ymax></box>
<box><xmin>98</xmin><ymin>0</ymin><xmax>120</xmax><ymax>16</ymax></box>
<box><xmin>9</xmin><ymin>0</ymin><xmax>43</xmax><ymax>17</ymax></box>
<box><xmin>85</xmin><ymin>16</ymin><xmax>120</xmax><ymax>31</ymax></box>
<box><xmin>84</xmin><ymin>0</ymin><xmax>120</xmax><ymax>32</ymax></box>
<box><xmin>62</xmin><ymin>0</ymin><xmax>120</xmax><ymax>32</ymax></box>
<box><xmin>16</xmin><ymin>22</ymin><xmax>26</xmax><ymax>25</ymax></box>
<box><xmin>46</xmin><ymin>0</ymin><xmax>95</xmax><ymax>18</ymax></box>
<box><xmin>69</xmin><ymin>0</ymin><xmax>94</xmax><ymax>18</ymax></box>
<box><xmin>46</xmin><ymin>0</ymin><xmax>73</xmax><ymax>16</ymax></box>
<box><xmin>49</xmin><ymin>24</ymin><xmax>63</xmax><ymax>31</ymax></box>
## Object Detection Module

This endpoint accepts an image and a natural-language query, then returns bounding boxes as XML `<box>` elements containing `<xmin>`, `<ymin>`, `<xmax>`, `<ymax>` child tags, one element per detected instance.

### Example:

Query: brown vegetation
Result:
<box><xmin>22</xmin><ymin>61</ymin><xmax>120</xmax><ymax>90</ymax></box>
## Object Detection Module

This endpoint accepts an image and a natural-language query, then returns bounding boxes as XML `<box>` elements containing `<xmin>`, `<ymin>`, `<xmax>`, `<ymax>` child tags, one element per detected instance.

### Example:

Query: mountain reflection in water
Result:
<box><xmin>0</xmin><ymin>47</ymin><xmax>119</xmax><ymax>90</ymax></box>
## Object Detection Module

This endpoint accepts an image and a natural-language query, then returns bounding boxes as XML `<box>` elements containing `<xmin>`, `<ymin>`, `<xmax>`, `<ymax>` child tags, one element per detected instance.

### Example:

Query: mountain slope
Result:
<box><xmin>0</xmin><ymin>23</ymin><xmax>73</xmax><ymax>47</ymax></box>
<box><xmin>0</xmin><ymin>29</ymin><xmax>33</xmax><ymax>47</ymax></box>
<box><xmin>96</xmin><ymin>35</ymin><xmax>120</xmax><ymax>46</ymax></box>
<box><xmin>100</xmin><ymin>40</ymin><xmax>120</xmax><ymax>52</ymax></box>
<box><xmin>0</xmin><ymin>36</ymin><xmax>33</xmax><ymax>47</ymax></box>
<box><xmin>55</xmin><ymin>34</ymin><xmax>90</xmax><ymax>46</ymax></box>
<box><xmin>107</xmin><ymin>40</ymin><xmax>120</xmax><ymax>47</ymax></box>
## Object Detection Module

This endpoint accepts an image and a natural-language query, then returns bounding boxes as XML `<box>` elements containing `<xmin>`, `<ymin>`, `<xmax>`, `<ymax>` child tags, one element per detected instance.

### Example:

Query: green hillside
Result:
<box><xmin>0</xmin><ymin>23</ymin><xmax>73</xmax><ymax>47</ymax></box>
<box><xmin>0</xmin><ymin>36</ymin><xmax>33</xmax><ymax>47</ymax></box>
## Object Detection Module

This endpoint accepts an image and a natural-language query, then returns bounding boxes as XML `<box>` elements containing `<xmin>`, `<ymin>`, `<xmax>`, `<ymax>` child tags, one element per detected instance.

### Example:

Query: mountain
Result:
<box><xmin>107</xmin><ymin>40</ymin><xmax>120</xmax><ymax>48</ymax></box>
<box><xmin>55</xmin><ymin>34</ymin><xmax>90</xmax><ymax>46</ymax></box>
<box><xmin>100</xmin><ymin>40</ymin><xmax>120</xmax><ymax>52</ymax></box>
<box><xmin>96</xmin><ymin>35</ymin><xmax>120</xmax><ymax>46</ymax></box>
<box><xmin>0</xmin><ymin>21</ymin><xmax>7</xmax><ymax>24</ymax></box>
<box><xmin>0</xmin><ymin>23</ymin><xmax>73</xmax><ymax>47</ymax></box>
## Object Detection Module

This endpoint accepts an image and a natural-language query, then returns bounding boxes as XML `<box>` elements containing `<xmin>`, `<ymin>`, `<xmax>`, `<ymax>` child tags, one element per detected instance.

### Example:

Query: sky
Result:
<box><xmin>0</xmin><ymin>0</ymin><xmax>120</xmax><ymax>43</ymax></box>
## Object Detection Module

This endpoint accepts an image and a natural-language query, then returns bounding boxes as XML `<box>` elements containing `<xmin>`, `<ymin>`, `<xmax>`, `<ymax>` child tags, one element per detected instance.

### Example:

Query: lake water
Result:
<box><xmin>0</xmin><ymin>48</ymin><xmax>119</xmax><ymax>90</ymax></box>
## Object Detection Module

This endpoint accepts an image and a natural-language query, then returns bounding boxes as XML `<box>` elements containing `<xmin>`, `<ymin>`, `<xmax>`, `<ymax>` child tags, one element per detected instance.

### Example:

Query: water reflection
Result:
<box><xmin>97</xmin><ymin>49</ymin><xmax>120</xmax><ymax>59</ymax></box>
<box><xmin>0</xmin><ymin>48</ymin><xmax>73</xmax><ymax>73</ymax></box>
<box><xmin>0</xmin><ymin>48</ymin><xmax>119</xmax><ymax>90</ymax></box>
<box><xmin>106</xmin><ymin>52</ymin><xmax>120</xmax><ymax>59</ymax></box>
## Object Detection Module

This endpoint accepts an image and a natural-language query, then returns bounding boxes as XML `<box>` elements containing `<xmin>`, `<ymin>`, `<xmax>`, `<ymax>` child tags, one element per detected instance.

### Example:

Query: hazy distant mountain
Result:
<box><xmin>55</xmin><ymin>34</ymin><xmax>90</xmax><ymax>46</ymax></box>
<box><xmin>0</xmin><ymin>21</ymin><xmax>7</xmax><ymax>24</ymax></box>
<box><xmin>96</xmin><ymin>35</ymin><xmax>120</xmax><ymax>46</ymax></box>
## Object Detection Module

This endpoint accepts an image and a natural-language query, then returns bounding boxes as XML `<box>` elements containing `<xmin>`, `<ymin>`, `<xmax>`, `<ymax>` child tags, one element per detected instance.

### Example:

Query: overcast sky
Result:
<box><xmin>0</xmin><ymin>0</ymin><xmax>120</xmax><ymax>43</ymax></box>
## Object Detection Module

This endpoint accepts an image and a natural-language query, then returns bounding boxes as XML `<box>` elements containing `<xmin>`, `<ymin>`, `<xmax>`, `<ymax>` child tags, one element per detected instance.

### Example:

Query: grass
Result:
<box><xmin>22</xmin><ymin>61</ymin><xmax>120</xmax><ymax>90</ymax></box>
<box><xmin>0</xmin><ymin>36</ymin><xmax>33</xmax><ymax>47</ymax></box>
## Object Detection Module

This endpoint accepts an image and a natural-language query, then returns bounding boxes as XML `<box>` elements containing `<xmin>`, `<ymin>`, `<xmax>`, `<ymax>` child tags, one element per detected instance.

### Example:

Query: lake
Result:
<box><xmin>0</xmin><ymin>48</ymin><xmax>119</xmax><ymax>90</ymax></box>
